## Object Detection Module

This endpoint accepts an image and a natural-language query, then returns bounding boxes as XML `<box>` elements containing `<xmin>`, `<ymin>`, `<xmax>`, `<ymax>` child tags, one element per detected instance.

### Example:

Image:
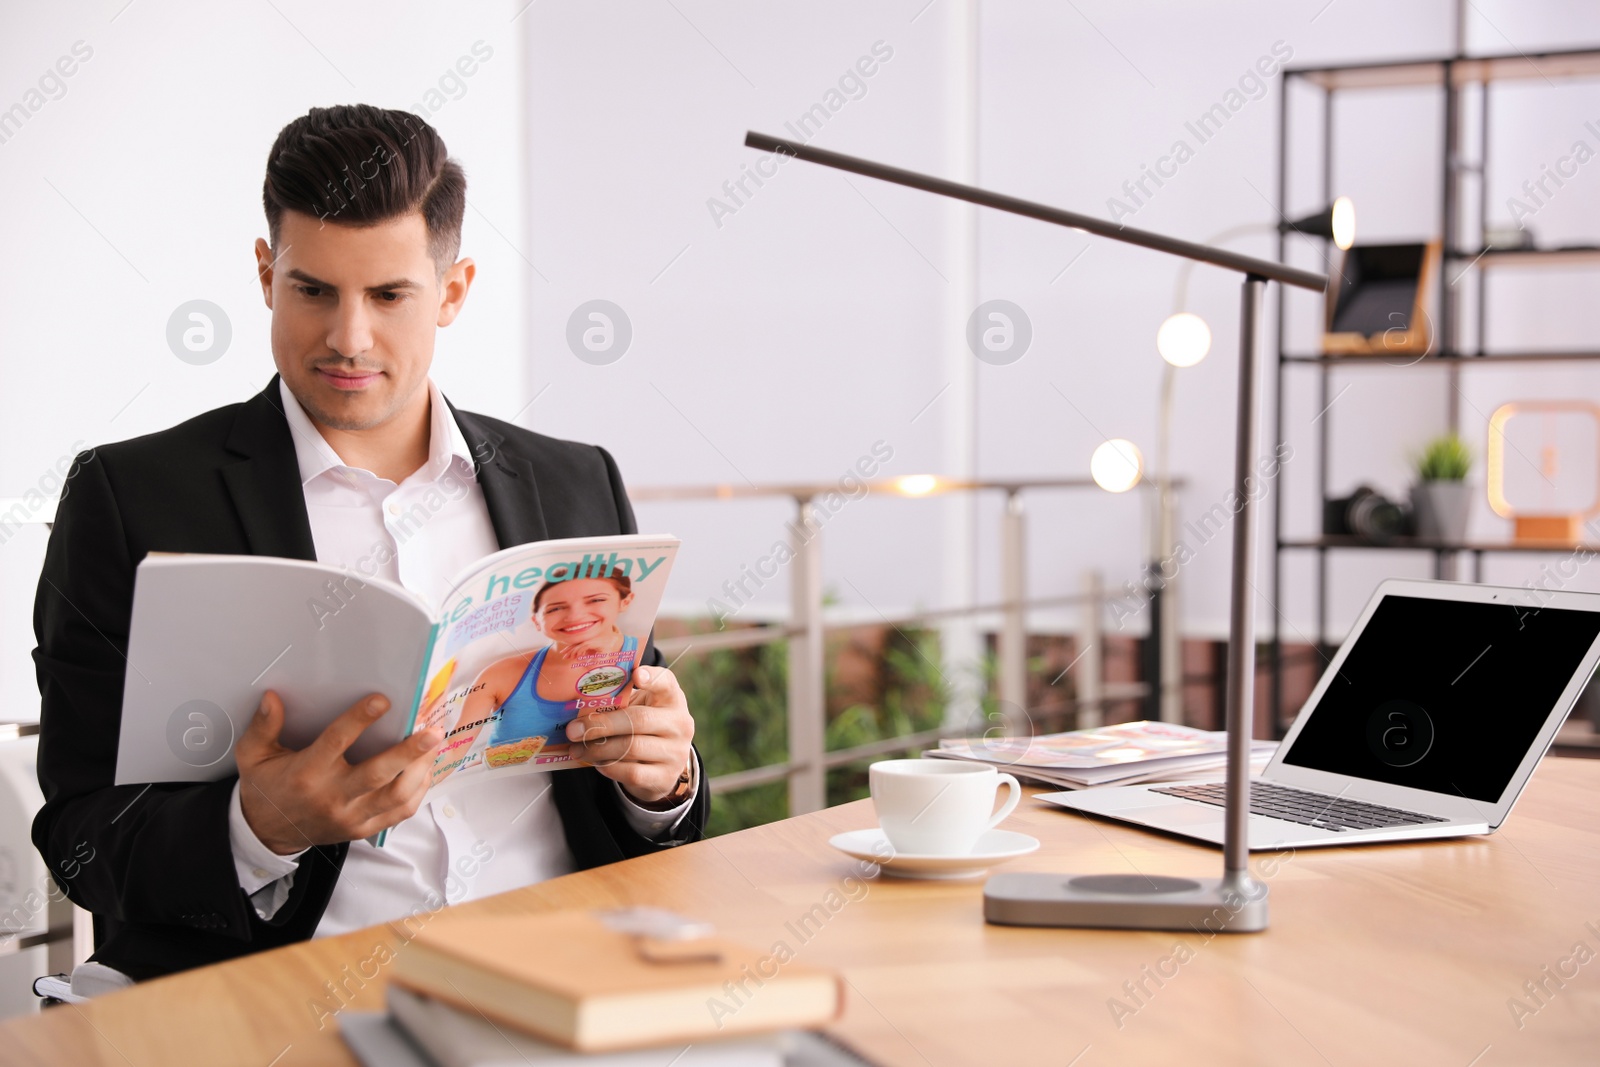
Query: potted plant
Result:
<box><xmin>1410</xmin><ymin>433</ymin><xmax>1474</xmax><ymax>543</ymax></box>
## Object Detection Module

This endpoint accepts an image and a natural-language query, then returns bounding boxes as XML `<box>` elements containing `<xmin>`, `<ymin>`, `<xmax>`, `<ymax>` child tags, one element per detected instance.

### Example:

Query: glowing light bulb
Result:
<box><xmin>1157</xmin><ymin>313</ymin><xmax>1212</xmax><ymax>368</ymax></box>
<box><xmin>1332</xmin><ymin>196</ymin><xmax>1356</xmax><ymax>251</ymax></box>
<box><xmin>894</xmin><ymin>474</ymin><xmax>940</xmax><ymax>496</ymax></box>
<box><xmin>1091</xmin><ymin>439</ymin><xmax>1144</xmax><ymax>493</ymax></box>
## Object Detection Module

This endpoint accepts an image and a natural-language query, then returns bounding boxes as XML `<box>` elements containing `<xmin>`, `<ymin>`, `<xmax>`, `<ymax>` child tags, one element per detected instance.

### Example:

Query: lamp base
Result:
<box><xmin>983</xmin><ymin>871</ymin><xmax>1269</xmax><ymax>933</ymax></box>
<box><xmin>1513</xmin><ymin>515</ymin><xmax>1581</xmax><ymax>544</ymax></box>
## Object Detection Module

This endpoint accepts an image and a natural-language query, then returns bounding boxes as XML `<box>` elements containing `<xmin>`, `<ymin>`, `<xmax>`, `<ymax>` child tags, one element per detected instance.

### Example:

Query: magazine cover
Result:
<box><xmin>934</xmin><ymin>720</ymin><xmax>1242</xmax><ymax>769</ymax></box>
<box><xmin>409</xmin><ymin>536</ymin><xmax>679</xmax><ymax>790</ymax></box>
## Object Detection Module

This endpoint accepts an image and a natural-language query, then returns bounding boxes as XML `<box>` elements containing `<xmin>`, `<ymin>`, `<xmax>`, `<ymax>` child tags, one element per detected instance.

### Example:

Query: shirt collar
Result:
<box><xmin>276</xmin><ymin>376</ymin><xmax>477</xmax><ymax>487</ymax></box>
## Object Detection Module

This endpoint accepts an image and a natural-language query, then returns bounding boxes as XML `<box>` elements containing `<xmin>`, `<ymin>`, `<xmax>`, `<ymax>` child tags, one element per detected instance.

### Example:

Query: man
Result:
<box><xmin>32</xmin><ymin>104</ymin><xmax>706</xmax><ymax>986</ymax></box>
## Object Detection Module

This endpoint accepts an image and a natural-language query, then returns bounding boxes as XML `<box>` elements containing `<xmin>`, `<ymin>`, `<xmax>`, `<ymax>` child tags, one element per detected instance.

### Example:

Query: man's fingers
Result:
<box><xmin>573</xmin><ymin>732</ymin><xmax>676</xmax><ymax>767</ymax></box>
<box><xmin>352</xmin><ymin>752</ymin><xmax>437</xmax><ymax>838</ymax></box>
<box><xmin>586</xmin><ymin>753</ymin><xmax>682</xmax><ymax>801</ymax></box>
<box><xmin>363</xmin><ymin>745</ymin><xmax>435</xmax><ymax>820</ymax></box>
<box><xmin>625</xmin><ymin>665</ymin><xmax>683</xmax><ymax>706</ymax></box>
<box><xmin>565</xmin><ymin>706</ymin><xmax>685</xmax><ymax>745</ymax></box>
<box><xmin>572</xmin><ymin>667</ymin><xmax>694</xmax><ymax>797</ymax></box>
<box><xmin>345</xmin><ymin>728</ymin><xmax>442</xmax><ymax>797</ymax></box>
<box><xmin>307</xmin><ymin>693</ymin><xmax>394</xmax><ymax>764</ymax></box>
<box><xmin>236</xmin><ymin>690</ymin><xmax>288</xmax><ymax>765</ymax></box>
<box><xmin>567</xmin><ymin>707</ymin><xmax>635</xmax><ymax>743</ymax></box>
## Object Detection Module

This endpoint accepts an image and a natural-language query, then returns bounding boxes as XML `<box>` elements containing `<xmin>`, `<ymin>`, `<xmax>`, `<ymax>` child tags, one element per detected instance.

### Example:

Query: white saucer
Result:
<box><xmin>828</xmin><ymin>827</ymin><xmax>1040</xmax><ymax>880</ymax></box>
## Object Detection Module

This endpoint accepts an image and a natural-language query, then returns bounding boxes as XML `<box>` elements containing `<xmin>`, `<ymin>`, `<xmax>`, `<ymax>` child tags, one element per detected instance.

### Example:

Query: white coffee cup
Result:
<box><xmin>869</xmin><ymin>759</ymin><xmax>1021</xmax><ymax>856</ymax></box>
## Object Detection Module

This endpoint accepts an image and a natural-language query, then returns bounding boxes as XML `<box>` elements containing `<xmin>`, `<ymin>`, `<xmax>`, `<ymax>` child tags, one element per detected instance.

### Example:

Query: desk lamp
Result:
<box><xmin>744</xmin><ymin>131</ymin><xmax>1327</xmax><ymax>932</ymax></box>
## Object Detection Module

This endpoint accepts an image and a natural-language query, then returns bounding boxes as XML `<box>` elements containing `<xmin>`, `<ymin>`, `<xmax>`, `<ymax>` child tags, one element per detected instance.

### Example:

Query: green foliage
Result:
<box><xmin>676</xmin><ymin>640</ymin><xmax>790</xmax><ymax>837</ymax></box>
<box><xmin>1415</xmin><ymin>433</ymin><xmax>1473</xmax><ymax>482</ymax></box>
<box><xmin>675</xmin><ymin>625</ymin><xmax>953</xmax><ymax>837</ymax></box>
<box><xmin>823</xmin><ymin>628</ymin><xmax>951</xmax><ymax>809</ymax></box>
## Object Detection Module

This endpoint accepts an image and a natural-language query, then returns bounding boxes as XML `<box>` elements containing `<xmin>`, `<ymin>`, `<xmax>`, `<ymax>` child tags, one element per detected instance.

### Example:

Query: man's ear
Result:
<box><xmin>437</xmin><ymin>257</ymin><xmax>476</xmax><ymax>327</ymax></box>
<box><xmin>254</xmin><ymin>238</ymin><xmax>276</xmax><ymax>310</ymax></box>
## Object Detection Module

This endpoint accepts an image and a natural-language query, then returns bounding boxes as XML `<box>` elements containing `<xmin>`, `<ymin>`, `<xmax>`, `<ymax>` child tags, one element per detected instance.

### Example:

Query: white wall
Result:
<box><xmin>0</xmin><ymin>2</ymin><xmax>532</xmax><ymax>718</ymax></box>
<box><xmin>4</xmin><ymin>1</ymin><xmax>1600</xmax><ymax>720</ymax></box>
<box><xmin>515</xmin><ymin>0</ymin><xmax>1600</xmax><ymax>644</ymax></box>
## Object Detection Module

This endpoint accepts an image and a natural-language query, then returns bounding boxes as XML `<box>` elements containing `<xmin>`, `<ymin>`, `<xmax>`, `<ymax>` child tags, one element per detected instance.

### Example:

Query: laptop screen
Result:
<box><xmin>1281</xmin><ymin>594</ymin><xmax>1600</xmax><ymax>802</ymax></box>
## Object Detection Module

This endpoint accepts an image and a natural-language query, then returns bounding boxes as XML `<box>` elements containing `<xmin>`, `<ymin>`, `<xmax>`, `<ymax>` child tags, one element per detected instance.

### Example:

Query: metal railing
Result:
<box><xmin>632</xmin><ymin>475</ymin><xmax>1180</xmax><ymax>816</ymax></box>
<box><xmin>4</xmin><ymin>481</ymin><xmax>1176</xmax><ymax>829</ymax></box>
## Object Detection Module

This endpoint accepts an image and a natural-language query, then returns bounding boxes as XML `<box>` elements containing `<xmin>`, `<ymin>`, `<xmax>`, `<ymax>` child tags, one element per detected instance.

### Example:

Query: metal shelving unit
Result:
<box><xmin>1268</xmin><ymin>46</ymin><xmax>1600</xmax><ymax>734</ymax></box>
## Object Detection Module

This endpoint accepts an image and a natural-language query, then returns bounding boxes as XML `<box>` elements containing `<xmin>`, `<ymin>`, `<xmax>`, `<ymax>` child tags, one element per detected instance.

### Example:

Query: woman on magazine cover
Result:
<box><xmin>463</xmin><ymin>569</ymin><xmax>640</xmax><ymax>768</ymax></box>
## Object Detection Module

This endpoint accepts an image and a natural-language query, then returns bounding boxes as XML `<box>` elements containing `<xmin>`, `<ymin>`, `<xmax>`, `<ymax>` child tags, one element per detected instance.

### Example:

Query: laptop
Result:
<box><xmin>1040</xmin><ymin>578</ymin><xmax>1600</xmax><ymax>850</ymax></box>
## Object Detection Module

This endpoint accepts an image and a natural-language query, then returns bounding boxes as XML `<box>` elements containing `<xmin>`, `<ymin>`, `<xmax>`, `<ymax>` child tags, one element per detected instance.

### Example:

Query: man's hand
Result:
<box><xmin>566</xmin><ymin>666</ymin><xmax>695</xmax><ymax>805</ymax></box>
<box><xmin>236</xmin><ymin>691</ymin><xmax>444</xmax><ymax>855</ymax></box>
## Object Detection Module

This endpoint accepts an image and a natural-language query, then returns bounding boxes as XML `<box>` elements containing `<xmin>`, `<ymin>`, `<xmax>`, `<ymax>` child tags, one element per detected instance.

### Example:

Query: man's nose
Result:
<box><xmin>326</xmin><ymin>300</ymin><xmax>375</xmax><ymax>357</ymax></box>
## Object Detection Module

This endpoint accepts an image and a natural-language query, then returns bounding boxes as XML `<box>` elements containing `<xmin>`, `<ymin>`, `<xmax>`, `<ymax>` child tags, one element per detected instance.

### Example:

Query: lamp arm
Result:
<box><xmin>1170</xmin><ymin>222</ymin><xmax>1277</xmax><ymax>312</ymax></box>
<box><xmin>745</xmin><ymin>132</ymin><xmax>1327</xmax><ymax>292</ymax></box>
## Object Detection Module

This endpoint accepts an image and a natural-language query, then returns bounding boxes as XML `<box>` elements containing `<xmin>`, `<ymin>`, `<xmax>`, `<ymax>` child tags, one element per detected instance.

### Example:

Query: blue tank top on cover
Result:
<box><xmin>488</xmin><ymin>634</ymin><xmax>639</xmax><ymax>745</ymax></box>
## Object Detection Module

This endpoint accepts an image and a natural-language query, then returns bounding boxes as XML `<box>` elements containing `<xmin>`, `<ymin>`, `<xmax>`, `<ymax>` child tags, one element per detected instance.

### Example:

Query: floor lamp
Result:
<box><xmin>745</xmin><ymin>131</ymin><xmax>1326</xmax><ymax>931</ymax></box>
<box><xmin>1151</xmin><ymin>205</ymin><xmax>1353</xmax><ymax>726</ymax></box>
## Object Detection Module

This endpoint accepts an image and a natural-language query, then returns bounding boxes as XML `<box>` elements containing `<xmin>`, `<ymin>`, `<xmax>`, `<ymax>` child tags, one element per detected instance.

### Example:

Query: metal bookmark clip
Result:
<box><xmin>595</xmin><ymin>906</ymin><xmax>722</xmax><ymax>964</ymax></box>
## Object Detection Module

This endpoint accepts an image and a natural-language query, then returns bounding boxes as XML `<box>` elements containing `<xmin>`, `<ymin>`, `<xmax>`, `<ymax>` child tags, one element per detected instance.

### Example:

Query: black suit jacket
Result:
<box><xmin>32</xmin><ymin>375</ymin><xmax>707</xmax><ymax>981</ymax></box>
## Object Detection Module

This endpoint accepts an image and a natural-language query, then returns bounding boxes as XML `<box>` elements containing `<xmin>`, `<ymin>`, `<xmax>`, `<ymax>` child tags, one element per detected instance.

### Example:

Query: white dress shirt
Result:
<box><xmin>225</xmin><ymin>377</ymin><xmax>695</xmax><ymax>936</ymax></box>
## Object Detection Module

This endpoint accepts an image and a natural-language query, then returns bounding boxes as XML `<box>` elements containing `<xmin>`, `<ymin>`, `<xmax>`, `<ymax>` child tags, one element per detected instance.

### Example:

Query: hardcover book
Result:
<box><xmin>389</xmin><ymin>910</ymin><xmax>844</xmax><ymax>1052</ymax></box>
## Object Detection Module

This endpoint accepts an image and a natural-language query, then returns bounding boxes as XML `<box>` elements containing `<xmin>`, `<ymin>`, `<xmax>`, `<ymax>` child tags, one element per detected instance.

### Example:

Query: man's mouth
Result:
<box><xmin>316</xmin><ymin>367</ymin><xmax>384</xmax><ymax>391</ymax></box>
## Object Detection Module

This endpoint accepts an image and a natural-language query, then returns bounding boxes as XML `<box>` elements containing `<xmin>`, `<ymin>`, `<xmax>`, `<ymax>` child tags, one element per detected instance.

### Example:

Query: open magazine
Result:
<box><xmin>116</xmin><ymin>535</ymin><xmax>678</xmax><ymax>835</ymax></box>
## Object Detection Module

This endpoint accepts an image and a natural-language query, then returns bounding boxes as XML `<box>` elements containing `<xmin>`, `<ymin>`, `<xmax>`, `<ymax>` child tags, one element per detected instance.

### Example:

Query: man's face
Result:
<box><xmin>254</xmin><ymin>210</ymin><xmax>473</xmax><ymax>432</ymax></box>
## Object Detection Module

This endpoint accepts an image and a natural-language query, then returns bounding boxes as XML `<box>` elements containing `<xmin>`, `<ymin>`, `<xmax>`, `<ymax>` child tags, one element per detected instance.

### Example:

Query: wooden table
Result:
<box><xmin>5</xmin><ymin>759</ymin><xmax>1599</xmax><ymax>1066</ymax></box>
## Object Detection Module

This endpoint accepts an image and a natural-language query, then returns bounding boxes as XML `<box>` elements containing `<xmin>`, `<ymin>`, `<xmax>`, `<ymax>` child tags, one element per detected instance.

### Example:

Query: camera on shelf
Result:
<box><xmin>1323</xmin><ymin>485</ymin><xmax>1413</xmax><ymax>542</ymax></box>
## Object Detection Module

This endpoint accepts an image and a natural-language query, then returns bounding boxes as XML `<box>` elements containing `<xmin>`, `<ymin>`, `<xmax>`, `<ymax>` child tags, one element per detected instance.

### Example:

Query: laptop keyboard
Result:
<box><xmin>1151</xmin><ymin>781</ymin><xmax>1449</xmax><ymax>832</ymax></box>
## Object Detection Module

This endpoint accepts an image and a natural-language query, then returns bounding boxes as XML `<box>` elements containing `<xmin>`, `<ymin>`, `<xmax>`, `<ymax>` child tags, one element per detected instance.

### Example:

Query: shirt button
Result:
<box><xmin>442</xmin><ymin>804</ymin><xmax>457</xmax><ymax>819</ymax></box>
<box><xmin>386</xmin><ymin>501</ymin><xmax>401</xmax><ymax>516</ymax></box>
<box><xmin>252</xmin><ymin>867</ymin><xmax>269</xmax><ymax>879</ymax></box>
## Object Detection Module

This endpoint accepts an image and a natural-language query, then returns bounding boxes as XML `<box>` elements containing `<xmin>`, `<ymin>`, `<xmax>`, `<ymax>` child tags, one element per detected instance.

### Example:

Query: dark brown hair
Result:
<box><xmin>533</xmin><ymin>569</ymin><xmax>634</xmax><ymax>613</ymax></box>
<box><xmin>262</xmin><ymin>104</ymin><xmax>465</xmax><ymax>270</ymax></box>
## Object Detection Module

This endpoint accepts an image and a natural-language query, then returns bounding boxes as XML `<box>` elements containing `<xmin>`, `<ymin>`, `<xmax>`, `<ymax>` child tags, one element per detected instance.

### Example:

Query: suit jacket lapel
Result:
<box><xmin>221</xmin><ymin>375</ymin><xmax>318</xmax><ymax>561</ymax></box>
<box><xmin>450</xmin><ymin>402</ymin><xmax>548</xmax><ymax>549</ymax></box>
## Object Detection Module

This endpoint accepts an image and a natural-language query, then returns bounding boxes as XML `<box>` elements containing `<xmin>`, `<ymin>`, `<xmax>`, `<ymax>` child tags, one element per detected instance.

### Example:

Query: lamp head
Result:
<box><xmin>1091</xmin><ymin>439</ymin><xmax>1143</xmax><ymax>493</ymax></box>
<box><xmin>1331</xmin><ymin>196</ymin><xmax>1356</xmax><ymax>250</ymax></box>
<box><xmin>1157</xmin><ymin>312</ymin><xmax>1211</xmax><ymax>367</ymax></box>
<box><xmin>1281</xmin><ymin>196</ymin><xmax>1356</xmax><ymax>251</ymax></box>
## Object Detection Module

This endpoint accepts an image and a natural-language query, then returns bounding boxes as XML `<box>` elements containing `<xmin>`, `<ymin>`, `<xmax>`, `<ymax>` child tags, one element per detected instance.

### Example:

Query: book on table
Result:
<box><xmin>339</xmin><ymin>983</ymin><xmax>791</xmax><ymax>1067</ymax></box>
<box><xmin>387</xmin><ymin>910</ymin><xmax>844</xmax><ymax>1053</ymax></box>
<box><xmin>114</xmin><ymin>534</ymin><xmax>677</xmax><ymax>843</ymax></box>
<box><xmin>340</xmin><ymin>987</ymin><xmax>875</xmax><ymax>1067</ymax></box>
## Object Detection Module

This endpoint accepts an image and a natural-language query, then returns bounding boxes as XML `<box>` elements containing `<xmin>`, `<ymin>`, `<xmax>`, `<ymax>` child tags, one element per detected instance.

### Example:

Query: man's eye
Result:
<box><xmin>295</xmin><ymin>285</ymin><xmax>324</xmax><ymax>298</ymax></box>
<box><xmin>378</xmin><ymin>291</ymin><xmax>405</xmax><ymax>303</ymax></box>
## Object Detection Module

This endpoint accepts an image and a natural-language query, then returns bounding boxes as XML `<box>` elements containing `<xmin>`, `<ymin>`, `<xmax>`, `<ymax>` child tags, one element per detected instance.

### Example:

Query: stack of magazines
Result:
<box><xmin>924</xmin><ymin>720</ymin><xmax>1277</xmax><ymax>790</ymax></box>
